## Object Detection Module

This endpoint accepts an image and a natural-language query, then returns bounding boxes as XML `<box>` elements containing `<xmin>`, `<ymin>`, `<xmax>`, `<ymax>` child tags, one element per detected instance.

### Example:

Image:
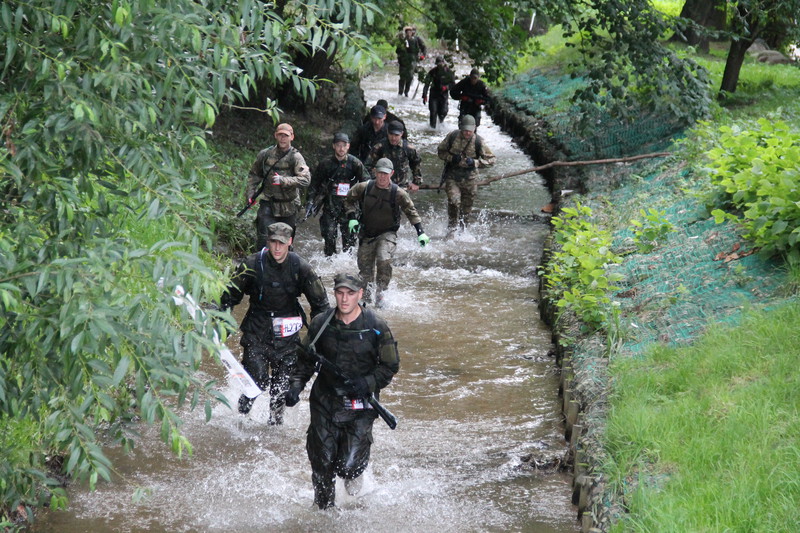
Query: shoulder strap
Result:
<box><xmin>308</xmin><ymin>308</ymin><xmax>337</xmax><ymax>352</ymax></box>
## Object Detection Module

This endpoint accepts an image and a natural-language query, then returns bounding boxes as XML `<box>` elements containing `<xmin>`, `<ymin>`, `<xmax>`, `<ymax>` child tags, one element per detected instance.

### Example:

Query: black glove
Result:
<box><xmin>284</xmin><ymin>385</ymin><xmax>302</xmax><ymax>407</ymax></box>
<box><xmin>451</xmin><ymin>154</ymin><xmax>462</xmax><ymax>165</ymax></box>
<box><xmin>465</xmin><ymin>157</ymin><xmax>475</xmax><ymax>168</ymax></box>
<box><xmin>344</xmin><ymin>376</ymin><xmax>370</xmax><ymax>398</ymax></box>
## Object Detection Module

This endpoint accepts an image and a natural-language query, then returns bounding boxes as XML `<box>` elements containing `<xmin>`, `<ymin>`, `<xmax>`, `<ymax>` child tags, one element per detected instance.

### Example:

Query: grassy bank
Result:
<box><xmin>605</xmin><ymin>302</ymin><xmax>800</xmax><ymax>532</ymax></box>
<box><xmin>504</xmin><ymin>23</ymin><xmax>800</xmax><ymax>533</ymax></box>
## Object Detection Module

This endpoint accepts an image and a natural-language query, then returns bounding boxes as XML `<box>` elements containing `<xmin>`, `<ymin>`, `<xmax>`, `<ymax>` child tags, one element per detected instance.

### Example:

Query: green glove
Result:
<box><xmin>418</xmin><ymin>233</ymin><xmax>430</xmax><ymax>247</ymax></box>
<box><xmin>348</xmin><ymin>219</ymin><xmax>360</xmax><ymax>233</ymax></box>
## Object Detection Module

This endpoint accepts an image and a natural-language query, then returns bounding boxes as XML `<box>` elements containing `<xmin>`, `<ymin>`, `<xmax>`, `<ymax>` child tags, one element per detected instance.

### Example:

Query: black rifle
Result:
<box><xmin>299</xmin><ymin>194</ymin><xmax>325</xmax><ymax>224</ymax></box>
<box><xmin>304</xmin><ymin>309</ymin><xmax>398</xmax><ymax>430</ymax></box>
<box><xmin>236</xmin><ymin>149</ymin><xmax>291</xmax><ymax>218</ymax></box>
<box><xmin>315</xmin><ymin>353</ymin><xmax>398</xmax><ymax>430</ymax></box>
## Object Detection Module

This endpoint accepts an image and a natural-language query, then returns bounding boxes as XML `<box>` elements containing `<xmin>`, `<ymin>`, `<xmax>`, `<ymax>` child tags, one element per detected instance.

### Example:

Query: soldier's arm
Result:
<box><xmin>398</xmin><ymin>189</ymin><xmax>422</xmax><ymax>226</ymax></box>
<box><xmin>353</xmin><ymin>157</ymin><xmax>371</xmax><ymax>182</ymax></box>
<box><xmin>437</xmin><ymin>132</ymin><xmax>455</xmax><ymax>162</ymax></box>
<box><xmin>289</xmin><ymin>322</ymin><xmax>323</xmax><ymax>390</ymax></box>
<box><xmin>344</xmin><ymin>181</ymin><xmax>366</xmax><ymax>217</ymax></box>
<box><xmin>371</xmin><ymin>320</ymin><xmax>400</xmax><ymax>392</ymax></box>
<box><xmin>278</xmin><ymin>151</ymin><xmax>311</xmax><ymax>189</ymax></box>
<box><xmin>408</xmin><ymin>146</ymin><xmax>423</xmax><ymax>185</ymax></box>
<box><xmin>478</xmin><ymin>138</ymin><xmax>496</xmax><ymax>167</ymax></box>
<box><xmin>245</xmin><ymin>149</ymin><xmax>268</xmax><ymax>200</ymax></box>
<box><xmin>219</xmin><ymin>260</ymin><xmax>253</xmax><ymax>310</ymax></box>
<box><xmin>300</xmin><ymin>264</ymin><xmax>331</xmax><ymax>319</ymax></box>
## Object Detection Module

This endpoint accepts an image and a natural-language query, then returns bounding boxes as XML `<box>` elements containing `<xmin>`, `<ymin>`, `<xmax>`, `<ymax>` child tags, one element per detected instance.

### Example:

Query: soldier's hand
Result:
<box><xmin>247</xmin><ymin>197</ymin><xmax>256</xmax><ymax>206</ymax></box>
<box><xmin>344</xmin><ymin>376</ymin><xmax>370</xmax><ymax>398</ymax></box>
<box><xmin>284</xmin><ymin>385</ymin><xmax>302</xmax><ymax>407</ymax></box>
<box><xmin>418</xmin><ymin>233</ymin><xmax>430</xmax><ymax>247</ymax></box>
<box><xmin>348</xmin><ymin>219</ymin><xmax>360</xmax><ymax>234</ymax></box>
<box><xmin>422</xmin><ymin>96</ymin><xmax>427</xmax><ymax>104</ymax></box>
<box><xmin>465</xmin><ymin>157</ymin><xmax>475</xmax><ymax>168</ymax></box>
<box><xmin>451</xmin><ymin>154</ymin><xmax>461</xmax><ymax>165</ymax></box>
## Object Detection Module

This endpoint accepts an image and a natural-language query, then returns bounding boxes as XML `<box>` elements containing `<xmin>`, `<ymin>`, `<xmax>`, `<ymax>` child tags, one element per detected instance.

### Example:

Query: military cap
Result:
<box><xmin>333</xmin><ymin>272</ymin><xmax>364</xmax><ymax>291</ymax></box>
<box><xmin>275</xmin><ymin>123</ymin><xmax>294</xmax><ymax>135</ymax></box>
<box><xmin>370</xmin><ymin>105</ymin><xmax>386</xmax><ymax>119</ymax></box>
<box><xmin>333</xmin><ymin>132</ymin><xmax>349</xmax><ymax>144</ymax></box>
<box><xmin>375</xmin><ymin>158</ymin><xmax>394</xmax><ymax>173</ymax></box>
<box><xmin>388</xmin><ymin>121</ymin><xmax>405</xmax><ymax>135</ymax></box>
<box><xmin>469</xmin><ymin>68</ymin><xmax>480</xmax><ymax>78</ymax></box>
<box><xmin>459</xmin><ymin>114</ymin><xmax>476</xmax><ymax>131</ymax></box>
<box><xmin>267</xmin><ymin>222</ymin><xmax>293</xmax><ymax>244</ymax></box>
<box><xmin>435</xmin><ymin>56</ymin><xmax>445</xmax><ymax>65</ymax></box>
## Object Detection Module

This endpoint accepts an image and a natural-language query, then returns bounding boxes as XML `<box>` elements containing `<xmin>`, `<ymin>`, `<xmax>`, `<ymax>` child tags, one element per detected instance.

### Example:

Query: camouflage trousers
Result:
<box><xmin>356</xmin><ymin>231</ymin><xmax>397</xmax><ymax>300</ymax></box>
<box><xmin>444</xmin><ymin>176</ymin><xmax>478</xmax><ymax>228</ymax></box>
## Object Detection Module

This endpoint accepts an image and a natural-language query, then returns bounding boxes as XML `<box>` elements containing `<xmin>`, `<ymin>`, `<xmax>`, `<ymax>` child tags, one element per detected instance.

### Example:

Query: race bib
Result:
<box><xmin>343</xmin><ymin>397</ymin><xmax>369</xmax><ymax>410</ymax></box>
<box><xmin>272</xmin><ymin>316</ymin><xmax>303</xmax><ymax>338</ymax></box>
<box><xmin>335</xmin><ymin>183</ymin><xmax>351</xmax><ymax>196</ymax></box>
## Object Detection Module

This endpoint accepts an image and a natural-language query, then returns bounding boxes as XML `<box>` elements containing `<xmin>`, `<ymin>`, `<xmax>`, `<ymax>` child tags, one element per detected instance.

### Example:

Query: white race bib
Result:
<box><xmin>272</xmin><ymin>316</ymin><xmax>303</xmax><ymax>338</ymax></box>
<box><xmin>343</xmin><ymin>397</ymin><xmax>369</xmax><ymax>410</ymax></box>
<box><xmin>335</xmin><ymin>183</ymin><xmax>351</xmax><ymax>196</ymax></box>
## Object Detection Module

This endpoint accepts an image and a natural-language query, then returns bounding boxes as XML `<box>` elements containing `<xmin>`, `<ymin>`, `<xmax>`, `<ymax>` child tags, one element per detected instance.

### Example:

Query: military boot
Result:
<box><xmin>344</xmin><ymin>476</ymin><xmax>363</xmax><ymax>496</ymax></box>
<box><xmin>238</xmin><ymin>394</ymin><xmax>254</xmax><ymax>415</ymax></box>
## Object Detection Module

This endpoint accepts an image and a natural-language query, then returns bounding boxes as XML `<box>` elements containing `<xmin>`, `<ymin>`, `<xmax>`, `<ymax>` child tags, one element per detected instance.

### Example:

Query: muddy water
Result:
<box><xmin>34</xmin><ymin>68</ymin><xmax>579</xmax><ymax>532</ymax></box>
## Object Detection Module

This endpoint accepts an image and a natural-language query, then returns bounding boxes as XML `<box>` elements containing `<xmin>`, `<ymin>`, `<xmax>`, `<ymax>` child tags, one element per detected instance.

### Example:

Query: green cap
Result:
<box><xmin>333</xmin><ymin>272</ymin><xmax>364</xmax><ymax>291</ymax></box>
<box><xmin>267</xmin><ymin>222</ymin><xmax>293</xmax><ymax>243</ymax></box>
<box><xmin>375</xmin><ymin>158</ymin><xmax>394</xmax><ymax>173</ymax></box>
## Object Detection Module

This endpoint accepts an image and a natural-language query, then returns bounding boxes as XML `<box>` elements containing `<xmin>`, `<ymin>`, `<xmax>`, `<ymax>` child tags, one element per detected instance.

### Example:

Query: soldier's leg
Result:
<box><xmin>340</xmin><ymin>216</ymin><xmax>356</xmax><ymax>253</ymax></box>
<box><xmin>356</xmin><ymin>238</ymin><xmax>378</xmax><ymax>302</ymax></box>
<box><xmin>307</xmin><ymin>407</ymin><xmax>340</xmax><ymax>509</ymax></box>
<box><xmin>266</xmin><ymin>342</ymin><xmax>296</xmax><ymax>425</ymax></box>
<box><xmin>319</xmin><ymin>209</ymin><xmax>338</xmax><ymax>256</ymax></box>
<box><xmin>336</xmin><ymin>415</ymin><xmax>375</xmax><ymax>494</ymax></box>
<box><xmin>428</xmin><ymin>98</ymin><xmax>437</xmax><ymax>128</ymax></box>
<box><xmin>440</xmin><ymin>97</ymin><xmax>450</xmax><ymax>123</ymax></box>
<box><xmin>459</xmin><ymin>179</ymin><xmax>479</xmax><ymax>227</ymax></box>
<box><xmin>374</xmin><ymin>234</ymin><xmax>397</xmax><ymax>307</ymax></box>
<box><xmin>255</xmin><ymin>202</ymin><xmax>277</xmax><ymax>251</ymax></box>
<box><xmin>444</xmin><ymin>179</ymin><xmax>462</xmax><ymax>229</ymax></box>
<box><xmin>238</xmin><ymin>339</ymin><xmax>270</xmax><ymax>414</ymax></box>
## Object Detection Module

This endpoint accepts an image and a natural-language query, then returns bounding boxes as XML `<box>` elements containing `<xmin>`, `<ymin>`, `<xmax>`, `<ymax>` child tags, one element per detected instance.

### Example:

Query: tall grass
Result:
<box><xmin>605</xmin><ymin>302</ymin><xmax>800</xmax><ymax>532</ymax></box>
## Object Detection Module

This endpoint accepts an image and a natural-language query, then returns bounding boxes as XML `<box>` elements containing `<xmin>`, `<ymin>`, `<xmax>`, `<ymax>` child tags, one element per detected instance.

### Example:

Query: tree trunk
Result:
<box><xmin>671</xmin><ymin>0</ymin><xmax>726</xmax><ymax>53</ymax></box>
<box><xmin>719</xmin><ymin>39</ymin><xmax>753</xmax><ymax>96</ymax></box>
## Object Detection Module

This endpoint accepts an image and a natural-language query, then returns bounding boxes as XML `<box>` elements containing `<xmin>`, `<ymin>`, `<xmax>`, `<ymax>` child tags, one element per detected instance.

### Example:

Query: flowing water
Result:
<box><xmin>34</xmin><ymin>67</ymin><xmax>579</xmax><ymax>532</ymax></box>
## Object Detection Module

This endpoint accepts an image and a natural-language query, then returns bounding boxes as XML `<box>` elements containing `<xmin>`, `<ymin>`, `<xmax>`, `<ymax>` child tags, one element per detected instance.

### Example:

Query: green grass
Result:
<box><xmin>605</xmin><ymin>301</ymin><xmax>800</xmax><ymax>532</ymax></box>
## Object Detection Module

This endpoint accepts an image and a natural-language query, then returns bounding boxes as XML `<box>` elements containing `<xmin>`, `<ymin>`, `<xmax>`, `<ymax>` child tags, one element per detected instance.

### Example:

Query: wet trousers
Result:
<box><xmin>444</xmin><ymin>177</ymin><xmax>478</xmax><ymax>229</ymax></box>
<box><xmin>307</xmin><ymin>405</ymin><xmax>375</xmax><ymax>509</ymax></box>
<box><xmin>240</xmin><ymin>335</ymin><xmax>297</xmax><ymax>424</ymax></box>
<box><xmin>428</xmin><ymin>96</ymin><xmax>448</xmax><ymax>128</ymax></box>
<box><xmin>319</xmin><ymin>208</ymin><xmax>356</xmax><ymax>257</ymax></box>
<box><xmin>256</xmin><ymin>201</ymin><xmax>297</xmax><ymax>251</ymax></box>
<box><xmin>356</xmin><ymin>232</ymin><xmax>397</xmax><ymax>301</ymax></box>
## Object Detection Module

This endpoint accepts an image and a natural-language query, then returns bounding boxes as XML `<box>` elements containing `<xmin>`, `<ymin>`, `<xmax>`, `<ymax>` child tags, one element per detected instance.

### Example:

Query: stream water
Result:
<box><xmin>34</xmin><ymin>66</ymin><xmax>579</xmax><ymax>532</ymax></box>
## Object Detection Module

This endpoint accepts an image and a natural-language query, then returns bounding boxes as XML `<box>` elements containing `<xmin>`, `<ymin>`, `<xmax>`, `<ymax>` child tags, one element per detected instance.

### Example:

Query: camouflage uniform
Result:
<box><xmin>220</xmin><ymin>248</ymin><xmax>329</xmax><ymax>425</ymax></box>
<box><xmin>364</xmin><ymin>140</ymin><xmax>423</xmax><ymax>189</ymax></box>
<box><xmin>309</xmin><ymin>154</ymin><xmax>370</xmax><ymax>256</ymax></box>
<box><xmin>349</xmin><ymin>121</ymin><xmax>389</xmax><ymax>163</ymax></box>
<box><xmin>344</xmin><ymin>180</ymin><xmax>423</xmax><ymax>302</ymax></box>
<box><xmin>290</xmin><ymin>306</ymin><xmax>399</xmax><ymax>509</ymax></box>
<box><xmin>449</xmin><ymin>74</ymin><xmax>491</xmax><ymax>127</ymax></box>
<box><xmin>246</xmin><ymin>146</ymin><xmax>311</xmax><ymax>250</ymax></box>
<box><xmin>437</xmin><ymin>128</ymin><xmax>496</xmax><ymax>229</ymax></box>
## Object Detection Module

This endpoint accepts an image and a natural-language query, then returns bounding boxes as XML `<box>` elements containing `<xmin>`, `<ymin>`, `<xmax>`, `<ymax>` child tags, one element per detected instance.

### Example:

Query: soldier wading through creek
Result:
<box><xmin>34</xmin><ymin>64</ymin><xmax>581</xmax><ymax>533</ymax></box>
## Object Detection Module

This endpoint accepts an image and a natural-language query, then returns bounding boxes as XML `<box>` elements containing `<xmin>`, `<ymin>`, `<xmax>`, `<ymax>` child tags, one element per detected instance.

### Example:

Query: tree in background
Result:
<box><xmin>0</xmin><ymin>0</ymin><xmax>375</xmax><ymax>524</ymax></box>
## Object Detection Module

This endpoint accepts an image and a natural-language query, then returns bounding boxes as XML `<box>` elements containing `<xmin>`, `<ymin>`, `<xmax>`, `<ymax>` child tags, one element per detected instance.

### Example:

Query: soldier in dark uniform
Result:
<box><xmin>396</xmin><ymin>26</ymin><xmax>426</xmax><ymax>97</ymax></box>
<box><xmin>285</xmin><ymin>271</ymin><xmax>400</xmax><ymax>509</ymax></box>
<box><xmin>349</xmin><ymin>105</ymin><xmax>389</xmax><ymax>162</ymax></box>
<box><xmin>364</xmin><ymin>121</ymin><xmax>422</xmax><ymax>191</ymax></box>
<box><xmin>306</xmin><ymin>132</ymin><xmax>370</xmax><ymax>256</ymax></box>
<box><xmin>244</xmin><ymin>123</ymin><xmax>311</xmax><ymax>250</ymax></box>
<box><xmin>361</xmin><ymin>100</ymin><xmax>406</xmax><ymax>140</ymax></box>
<box><xmin>220</xmin><ymin>222</ymin><xmax>330</xmax><ymax>425</ymax></box>
<box><xmin>422</xmin><ymin>56</ymin><xmax>456</xmax><ymax>128</ymax></box>
<box><xmin>437</xmin><ymin>115</ymin><xmax>496</xmax><ymax>236</ymax></box>
<box><xmin>344</xmin><ymin>158</ymin><xmax>429</xmax><ymax>307</ymax></box>
<box><xmin>449</xmin><ymin>68</ymin><xmax>491</xmax><ymax>127</ymax></box>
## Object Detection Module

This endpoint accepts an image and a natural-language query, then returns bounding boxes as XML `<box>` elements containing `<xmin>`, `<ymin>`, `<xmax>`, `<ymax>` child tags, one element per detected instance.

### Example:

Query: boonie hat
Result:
<box><xmin>333</xmin><ymin>132</ymin><xmax>349</xmax><ymax>144</ymax></box>
<box><xmin>370</xmin><ymin>105</ymin><xmax>386</xmax><ymax>119</ymax></box>
<box><xmin>388</xmin><ymin>121</ymin><xmax>404</xmax><ymax>135</ymax></box>
<box><xmin>333</xmin><ymin>272</ymin><xmax>364</xmax><ymax>291</ymax></box>
<box><xmin>267</xmin><ymin>222</ymin><xmax>293</xmax><ymax>244</ymax></box>
<box><xmin>375</xmin><ymin>158</ymin><xmax>394</xmax><ymax>173</ymax></box>
<box><xmin>275</xmin><ymin>123</ymin><xmax>294</xmax><ymax>135</ymax></box>
<box><xmin>459</xmin><ymin>114</ymin><xmax>476</xmax><ymax>131</ymax></box>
